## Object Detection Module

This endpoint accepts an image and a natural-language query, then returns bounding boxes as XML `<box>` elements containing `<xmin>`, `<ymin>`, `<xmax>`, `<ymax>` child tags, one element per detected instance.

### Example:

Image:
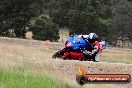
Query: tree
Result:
<box><xmin>112</xmin><ymin>0</ymin><xmax>132</xmax><ymax>46</ymax></box>
<box><xmin>50</xmin><ymin>0</ymin><xmax>113</xmax><ymax>35</ymax></box>
<box><xmin>0</xmin><ymin>21</ymin><xmax>10</xmax><ymax>36</ymax></box>
<box><xmin>31</xmin><ymin>16</ymin><xmax>60</xmax><ymax>41</ymax></box>
<box><xmin>0</xmin><ymin>0</ymin><xmax>37</xmax><ymax>38</ymax></box>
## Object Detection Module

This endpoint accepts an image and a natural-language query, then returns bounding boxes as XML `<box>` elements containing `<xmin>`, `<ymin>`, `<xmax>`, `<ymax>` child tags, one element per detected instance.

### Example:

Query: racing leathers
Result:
<box><xmin>78</xmin><ymin>35</ymin><xmax>100</xmax><ymax>61</ymax></box>
<box><xmin>91</xmin><ymin>41</ymin><xmax>100</xmax><ymax>62</ymax></box>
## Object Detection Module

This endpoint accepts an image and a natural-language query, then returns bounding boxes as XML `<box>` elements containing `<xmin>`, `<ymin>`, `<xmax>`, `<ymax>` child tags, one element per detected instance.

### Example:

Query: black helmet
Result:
<box><xmin>87</xmin><ymin>33</ymin><xmax>98</xmax><ymax>44</ymax></box>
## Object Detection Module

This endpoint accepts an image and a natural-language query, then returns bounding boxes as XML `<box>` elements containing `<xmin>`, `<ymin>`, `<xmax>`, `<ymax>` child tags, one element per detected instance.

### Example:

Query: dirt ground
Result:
<box><xmin>0</xmin><ymin>37</ymin><xmax>132</xmax><ymax>88</ymax></box>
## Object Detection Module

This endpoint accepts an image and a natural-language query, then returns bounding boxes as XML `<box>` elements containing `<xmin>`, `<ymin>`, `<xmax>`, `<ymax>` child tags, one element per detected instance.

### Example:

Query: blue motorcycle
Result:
<box><xmin>52</xmin><ymin>34</ymin><xmax>95</xmax><ymax>61</ymax></box>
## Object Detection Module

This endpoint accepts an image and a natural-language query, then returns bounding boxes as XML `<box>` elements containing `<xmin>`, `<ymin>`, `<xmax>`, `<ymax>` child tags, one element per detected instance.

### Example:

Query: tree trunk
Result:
<box><xmin>115</xmin><ymin>34</ymin><xmax>118</xmax><ymax>47</ymax></box>
<box><xmin>122</xmin><ymin>32</ymin><xmax>125</xmax><ymax>48</ymax></box>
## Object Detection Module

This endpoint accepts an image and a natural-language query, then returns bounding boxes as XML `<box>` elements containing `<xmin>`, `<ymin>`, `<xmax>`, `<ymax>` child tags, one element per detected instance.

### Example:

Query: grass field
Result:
<box><xmin>0</xmin><ymin>37</ymin><xmax>79</xmax><ymax>88</ymax></box>
<box><xmin>101</xmin><ymin>47</ymin><xmax>132</xmax><ymax>64</ymax></box>
<box><xmin>0</xmin><ymin>69</ymin><xmax>72</xmax><ymax>88</ymax></box>
<box><xmin>0</xmin><ymin>37</ymin><xmax>131</xmax><ymax>88</ymax></box>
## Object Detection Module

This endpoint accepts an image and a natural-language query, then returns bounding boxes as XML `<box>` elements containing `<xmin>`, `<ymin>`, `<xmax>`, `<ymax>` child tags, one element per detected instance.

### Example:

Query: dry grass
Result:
<box><xmin>101</xmin><ymin>47</ymin><xmax>132</xmax><ymax>64</ymax></box>
<box><xmin>0</xmin><ymin>37</ymin><xmax>132</xmax><ymax>88</ymax></box>
<box><xmin>0</xmin><ymin>37</ymin><xmax>77</xmax><ymax>88</ymax></box>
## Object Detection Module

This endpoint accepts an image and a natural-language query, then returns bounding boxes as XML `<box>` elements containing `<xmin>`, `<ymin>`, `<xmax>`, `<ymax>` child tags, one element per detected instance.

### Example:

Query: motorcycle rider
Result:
<box><xmin>77</xmin><ymin>33</ymin><xmax>100</xmax><ymax>62</ymax></box>
<box><xmin>52</xmin><ymin>33</ymin><xmax>104</xmax><ymax>61</ymax></box>
<box><xmin>85</xmin><ymin>33</ymin><xmax>100</xmax><ymax>62</ymax></box>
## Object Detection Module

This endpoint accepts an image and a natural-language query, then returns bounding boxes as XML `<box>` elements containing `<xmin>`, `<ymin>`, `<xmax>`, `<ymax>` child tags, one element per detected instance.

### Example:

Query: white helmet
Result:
<box><xmin>87</xmin><ymin>33</ymin><xmax>98</xmax><ymax>44</ymax></box>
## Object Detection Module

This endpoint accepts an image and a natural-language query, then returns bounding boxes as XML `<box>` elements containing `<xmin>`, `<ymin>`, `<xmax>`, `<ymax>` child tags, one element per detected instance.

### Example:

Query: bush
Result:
<box><xmin>31</xmin><ymin>16</ymin><xmax>60</xmax><ymax>41</ymax></box>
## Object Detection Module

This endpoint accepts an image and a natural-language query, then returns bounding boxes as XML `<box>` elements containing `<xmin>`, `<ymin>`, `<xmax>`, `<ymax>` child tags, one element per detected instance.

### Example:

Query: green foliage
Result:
<box><xmin>0</xmin><ymin>21</ymin><xmax>10</xmax><ymax>36</ymax></box>
<box><xmin>31</xmin><ymin>16</ymin><xmax>60</xmax><ymax>41</ymax></box>
<box><xmin>0</xmin><ymin>0</ymin><xmax>131</xmax><ymax>44</ymax></box>
<box><xmin>50</xmin><ymin>0</ymin><xmax>113</xmax><ymax>37</ymax></box>
<box><xmin>0</xmin><ymin>0</ymin><xmax>37</xmax><ymax>38</ymax></box>
<box><xmin>112</xmin><ymin>0</ymin><xmax>132</xmax><ymax>41</ymax></box>
<box><xmin>96</xmin><ymin>18</ymin><xmax>112</xmax><ymax>39</ymax></box>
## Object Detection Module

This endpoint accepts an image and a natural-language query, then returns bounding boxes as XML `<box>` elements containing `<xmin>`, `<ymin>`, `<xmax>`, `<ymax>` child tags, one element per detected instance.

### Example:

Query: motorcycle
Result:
<box><xmin>52</xmin><ymin>34</ymin><xmax>95</xmax><ymax>61</ymax></box>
